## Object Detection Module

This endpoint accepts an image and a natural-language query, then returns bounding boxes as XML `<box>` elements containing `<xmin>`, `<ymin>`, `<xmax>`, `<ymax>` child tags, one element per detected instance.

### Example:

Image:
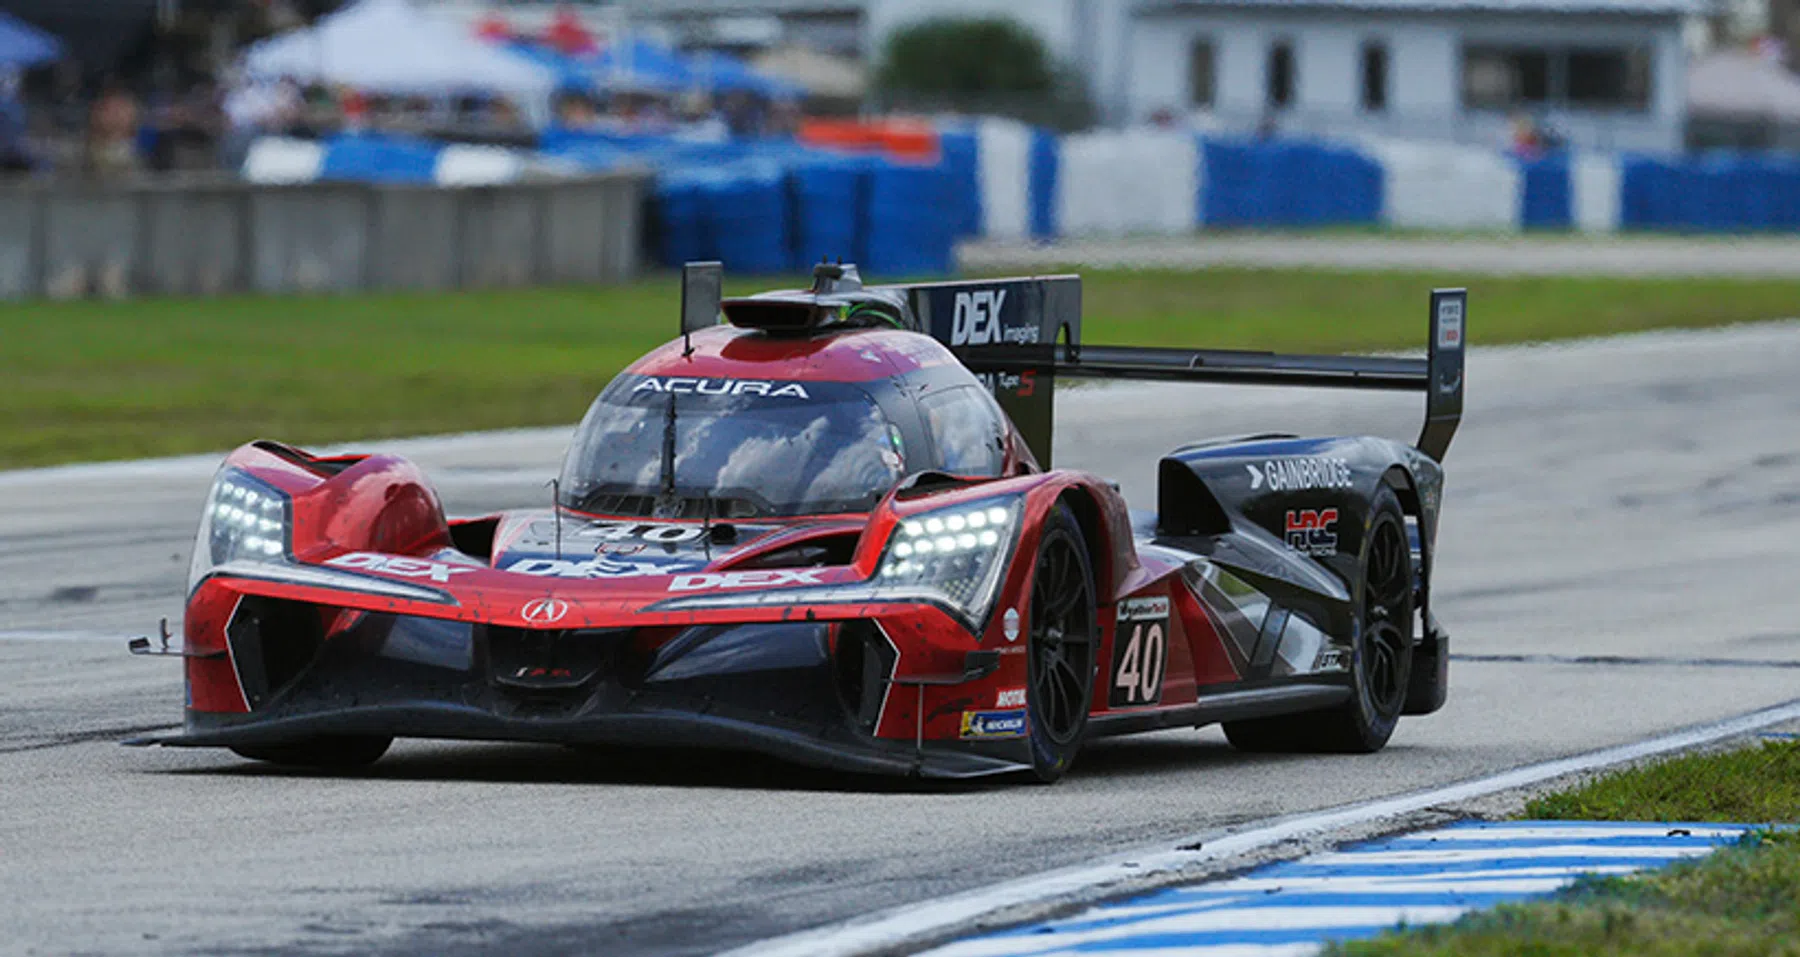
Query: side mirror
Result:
<box><xmin>680</xmin><ymin>261</ymin><xmax>724</xmax><ymax>336</ymax></box>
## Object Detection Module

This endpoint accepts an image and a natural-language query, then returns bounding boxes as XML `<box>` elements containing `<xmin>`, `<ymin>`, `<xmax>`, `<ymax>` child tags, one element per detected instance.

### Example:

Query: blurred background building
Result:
<box><xmin>11</xmin><ymin>0</ymin><xmax>1800</xmax><ymax>301</ymax></box>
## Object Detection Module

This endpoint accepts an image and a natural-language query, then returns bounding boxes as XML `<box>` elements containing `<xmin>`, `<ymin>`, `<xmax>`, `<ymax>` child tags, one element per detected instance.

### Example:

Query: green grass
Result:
<box><xmin>4</xmin><ymin>267</ymin><xmax>1800</xmax><ymax>468</ymax></box>
<box><xmin>1525</xmin><ymin>738</ymin><xmax>1800</xmax><ymax>824</ymax></box>
<box><xmin>1330</xmin><ymin>740</ymin><xmax>1800</xmax><ymax>957</ymax></box>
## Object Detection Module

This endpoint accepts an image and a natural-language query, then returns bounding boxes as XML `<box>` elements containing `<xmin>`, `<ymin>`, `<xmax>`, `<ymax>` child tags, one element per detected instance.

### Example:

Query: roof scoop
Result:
<box><xmin>701</xmin><ymin>259</ymin><xmax>909</xmax><ymax>333</ymax></box>
<box><xmin>810</xmin><ymin>261</ymin><xmax>863</xmax><ymax>295</ymax></box>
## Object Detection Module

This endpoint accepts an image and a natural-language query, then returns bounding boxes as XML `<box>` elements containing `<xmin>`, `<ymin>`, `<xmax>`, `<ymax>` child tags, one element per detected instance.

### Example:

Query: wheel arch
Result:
<box><xmin>1378</xmin><ymin>464</ymin><xmax>1430</xmax><ymax>623</ymax></box>
<box><xmin>1379</xmin><ymin>462</ymin><xmax>1451</xmax><ymax>716</ymax></box>
<box><xmin>1053</xmin><ymin>485</ymin><xmax>1112</xmax><ymax>601</ymax></box>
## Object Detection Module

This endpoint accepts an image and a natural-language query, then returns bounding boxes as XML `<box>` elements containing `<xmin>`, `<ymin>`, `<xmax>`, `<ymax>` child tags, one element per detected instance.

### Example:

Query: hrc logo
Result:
<box><xmin>1284</xmin><ymin>508</ymin><xmax>1340</xmax><ymax>557</ymax></box>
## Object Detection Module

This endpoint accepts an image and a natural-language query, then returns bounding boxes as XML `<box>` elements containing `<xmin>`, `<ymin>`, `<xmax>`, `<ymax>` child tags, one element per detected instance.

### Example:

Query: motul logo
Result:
<box><xmin>668</xmin><ymin>569</ymin><xmax>826</xmax><ymax>592</ymax></box>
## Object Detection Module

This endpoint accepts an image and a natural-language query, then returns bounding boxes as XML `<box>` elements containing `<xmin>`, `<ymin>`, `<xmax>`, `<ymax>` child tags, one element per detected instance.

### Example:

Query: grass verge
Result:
<box><xmin>3</xmin><ymin>267</ymin><xmax>1800</xmax><ymax>468</ymax></box>
<box><xmin>1332</xmin><ymin>739</ymin><xmax>1800</xmax><ymax>957</ymax></box>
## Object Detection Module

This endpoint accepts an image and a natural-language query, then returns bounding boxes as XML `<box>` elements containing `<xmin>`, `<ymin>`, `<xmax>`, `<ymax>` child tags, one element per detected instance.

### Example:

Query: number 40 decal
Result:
<box><xmin>1110</xmin><ymin>596</ymin><xmax>1171</xmax><ymax>708</ymax></box>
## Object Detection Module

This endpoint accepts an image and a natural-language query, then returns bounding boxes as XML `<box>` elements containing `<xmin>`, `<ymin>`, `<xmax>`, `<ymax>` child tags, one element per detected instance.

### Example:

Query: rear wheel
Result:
<box><xmin>1024</xmin><ymin>504</ymin><xmax>1097</xmax><ymax>783</ymax></box>
<box><xmin>231</xmin><ymin>735</ymin><xmax>393</xmax><ymax>770</ymax></box>
<box><xmin>1223</xmin><ymin>486</ymin><xmax>1414</xmax><ymax>754</ymax></box>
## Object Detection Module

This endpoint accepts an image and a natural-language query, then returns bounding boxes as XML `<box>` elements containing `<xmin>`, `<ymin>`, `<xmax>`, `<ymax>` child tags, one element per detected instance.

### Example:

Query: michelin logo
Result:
<box><xmin>950</xmin><ymin>290</ymin><xmax>1038</xmax><ymax>347</ymax></box>
<box><xmin>960</xmin><ymin>709</ymin><xmax>1028</xmax><ymax>739</ymax></box>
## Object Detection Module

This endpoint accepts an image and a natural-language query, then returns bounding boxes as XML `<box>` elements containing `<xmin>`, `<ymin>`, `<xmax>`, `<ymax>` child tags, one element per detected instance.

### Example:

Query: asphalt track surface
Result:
<box><xmin>4</xmin><ymin>322</ymin><xmax>1800</xmax><ymax>956</ymax></box>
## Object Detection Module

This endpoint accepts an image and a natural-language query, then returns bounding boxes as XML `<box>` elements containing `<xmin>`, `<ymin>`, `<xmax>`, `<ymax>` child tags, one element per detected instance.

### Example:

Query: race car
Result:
<box><xmin>128</xmin><ymin>261</ymin><xmax>1465</xmax><ymax>782</ymax></box>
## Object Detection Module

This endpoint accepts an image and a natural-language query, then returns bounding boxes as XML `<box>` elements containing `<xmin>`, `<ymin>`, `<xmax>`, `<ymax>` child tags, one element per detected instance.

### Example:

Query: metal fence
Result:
<box><xmin>0</xmin><ymin>171</ymin><xmax>651</xmax><ymax>301</ymax></box>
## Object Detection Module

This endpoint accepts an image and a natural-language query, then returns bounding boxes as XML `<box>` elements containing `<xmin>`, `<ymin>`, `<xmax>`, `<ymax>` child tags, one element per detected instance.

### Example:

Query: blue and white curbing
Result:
<box><xmin>243</xmin><ymin>135</ymin><xmax>531</xmax><ymax>188</ymax></box>
<box><xmin>922</xmin><ymin>821</ymin><xmax>1753</xmax><ymax>957</ymax></box>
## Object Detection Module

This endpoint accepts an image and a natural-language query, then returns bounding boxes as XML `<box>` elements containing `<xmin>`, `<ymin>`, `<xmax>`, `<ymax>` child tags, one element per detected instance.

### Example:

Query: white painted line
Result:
<box><xmin>0</xmin><ymin>630</ymin><xmax>132</xmax><ymax>642</ymax></box>
<box><xmin>0</xmin><ymin>426</ymin><xmax>573</xmax><ymax>489</ymax></box>
<box><xmin>1200</xmin><ymin>876</ymin><xmax>1572</xmax><ymax>896</ymax></box>
<box><xmin>1203</xmin><ymin>865</ymin><xmax>1641</xmax><ymax>888</ymax></box>
<box><xmin>1390</xmin><ymin>825</ymin><xmax>1746</xmax><ymax>842</ymax></box>
<box><xmin>722</xmin><ymin>698</ymin><xmax>1800</xmax><ymax>957</ymax></box>
<box><xmin>1016</xmin><ymin>945</ymin><xmax>1319</xmax><ymax>957</ymax></box>
<box><xmin>1047</xmin><ymin>877</ymin><xmax>1571</xmax><ymax>926</ymax></box>
<box><xmin>1304</xmin><ymin>845</ymin><xmax>1711</xmax><ymax>865</ymax></box>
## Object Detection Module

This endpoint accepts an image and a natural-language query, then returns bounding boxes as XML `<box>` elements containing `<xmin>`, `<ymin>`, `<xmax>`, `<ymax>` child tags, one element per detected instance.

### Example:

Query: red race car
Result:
<box><xmin>130</xmin><ymin>262</ymin><xmax>1465</xmax><ymax>782</ymax></box>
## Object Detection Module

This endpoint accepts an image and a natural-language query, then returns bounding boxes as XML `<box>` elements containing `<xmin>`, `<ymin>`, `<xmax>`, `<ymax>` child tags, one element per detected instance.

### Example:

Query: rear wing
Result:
<box><xmin>678</xmin><ymin>264</ymin><xmax>1465</xmax><ymax>467</ymax></box>
<box><xmin>903</xmin><ymin>277</ymin><xmax>1465</xmax><ymax>467</ymax></box>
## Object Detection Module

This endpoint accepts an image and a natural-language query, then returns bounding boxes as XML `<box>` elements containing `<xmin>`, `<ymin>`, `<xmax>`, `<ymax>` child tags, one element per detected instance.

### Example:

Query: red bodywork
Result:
<box><xmin>180</xmin><ymin>325</ymin><xmax>1241</xmax><ymax>764</ymax></box>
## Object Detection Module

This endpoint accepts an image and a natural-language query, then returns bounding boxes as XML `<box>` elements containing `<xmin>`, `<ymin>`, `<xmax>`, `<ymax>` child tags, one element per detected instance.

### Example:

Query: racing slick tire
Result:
<box><xmin>1222</xmin><ymin>486</ymin><xmax>1414</xmax><ymax>754</ymax></box>
<box><xmin>1024</xmin><ymin>502</ymin><xmax>1099</xmax><ymax>783</ymax></box>
<box><xmin>231</xmin><ymin>735</ymin><xmax>393</xmax><ymax>770</ymax></box>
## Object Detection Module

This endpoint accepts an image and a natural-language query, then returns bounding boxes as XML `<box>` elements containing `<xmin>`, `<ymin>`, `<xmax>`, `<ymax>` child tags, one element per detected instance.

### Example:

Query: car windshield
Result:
<box><xmin>560</xmin><ymin>375</ymin><xmax>905</xmax><ymax>519</ymax></box>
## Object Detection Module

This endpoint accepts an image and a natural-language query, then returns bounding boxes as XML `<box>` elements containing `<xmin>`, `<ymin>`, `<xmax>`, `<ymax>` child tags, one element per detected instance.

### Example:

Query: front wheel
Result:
<box><xmin>1223</xmin><ymin>486</ymin><xmax>1414</xmax><ymax>754</ymax></box>
<box><xmin>232</xmin><ymin>735</ymin><xmax>393</xmax><ymax>770</ymax></box>
<box><xmin>1024</xmin><ymin>503</ymin><xmax>1098</xmax><ymax>783</ymax></box>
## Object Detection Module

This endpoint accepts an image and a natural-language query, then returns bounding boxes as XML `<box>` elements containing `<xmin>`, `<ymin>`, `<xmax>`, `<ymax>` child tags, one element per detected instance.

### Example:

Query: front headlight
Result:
<box><xmin>874</xmin><ymin>498</ymin><xmax>1019</xmax><ymax>626</ymax></box>
<box><xmin>649</xmin><ymin>495</ymin><xmax>1022</xmax><ymax>634</ymax></box>
<box><xmin>189</xmin><ymin>469</ymin><xmax>292</xmax><ymax>590</ymax></box>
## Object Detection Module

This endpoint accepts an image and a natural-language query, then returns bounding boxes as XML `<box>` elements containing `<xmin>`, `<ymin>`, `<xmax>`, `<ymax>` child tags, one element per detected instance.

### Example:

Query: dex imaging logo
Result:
<box><xmin>950</xmin><ymin>289</ymin><xmax>1036</xmax><ymax>346</ymax></box>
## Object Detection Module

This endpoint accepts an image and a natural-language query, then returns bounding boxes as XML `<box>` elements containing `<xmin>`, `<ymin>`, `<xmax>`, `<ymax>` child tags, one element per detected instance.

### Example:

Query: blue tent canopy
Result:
<box><xmin>590</xmin><ymin>37</ymin><xmax>693</xmax><ymax>93</ymax></box>
<box><xmin>505</xmin><ymin>40</ymin><xmax>597</xmax><ymax>94</ymax></box>
<box><xmin>510</xmin><ymin>38</ymin><xmax>798</xmax><ymax>98</ymax></box>
<box><xmin>0</xmin><ymin>10</ymin><xmax>62</xmax><ymax>69</ymax></box>
<box><xmin>688</xmin><ymin>50</ymin><xmax>802</xmax><ymax>99</ymax></box>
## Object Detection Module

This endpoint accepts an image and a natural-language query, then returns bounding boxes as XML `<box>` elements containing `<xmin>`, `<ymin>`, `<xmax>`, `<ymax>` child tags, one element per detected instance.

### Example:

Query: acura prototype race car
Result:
<box><xmin>129</xmin><ymin>262</ymin><xmax>1466</xmax><ymax>782</ymax></box>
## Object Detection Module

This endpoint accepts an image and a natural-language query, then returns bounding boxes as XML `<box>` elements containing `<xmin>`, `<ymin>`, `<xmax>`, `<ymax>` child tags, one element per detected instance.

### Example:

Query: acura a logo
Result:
<box><xmin>520</xmin><ymin>597</ymin><xmax>570</xmax><ymax>625</ymax></box>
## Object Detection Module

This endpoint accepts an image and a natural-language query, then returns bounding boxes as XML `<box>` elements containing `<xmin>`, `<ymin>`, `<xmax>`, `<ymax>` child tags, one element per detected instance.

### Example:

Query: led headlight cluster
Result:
<box><xmin>874</xmin><ymin>498</ymin><xmax>1019</xmax><ymax>624</ymax></box>
<box><xmin>189</xmin><ymin>469</ymin><xmax>292</xmax><ymax>590</ymax></box>
<box><xmin>649</xmin><ymin>495</ymin><xmax>1023</xmax><ymax>635</ymax></box>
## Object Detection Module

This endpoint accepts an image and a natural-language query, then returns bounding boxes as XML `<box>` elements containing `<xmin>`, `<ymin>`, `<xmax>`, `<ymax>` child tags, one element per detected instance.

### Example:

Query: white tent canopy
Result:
<box><xmin>749</xmin><ymin>46</ymin><xmax>866</xmax><ymax>100</ymax></box>
<box><xmin>1688</xmin><ymin>50</ymin><xmax>1800</xmax><ymax>122</ymax></box>
<box><xmin>243</xmin><ymin>0</ymin><xmax>554</xmax><ymax>104</ymax></box>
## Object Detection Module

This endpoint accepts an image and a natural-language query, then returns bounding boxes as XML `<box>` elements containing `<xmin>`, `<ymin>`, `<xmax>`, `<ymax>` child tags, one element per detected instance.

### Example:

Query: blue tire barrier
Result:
<box><xmin>1519</xmin><ymin>154</ymin><xmax>1573</xmax><ymax>231</ymax></box>
<box><xmin>1028</xmin><ymin>128</ymin><xmax>1059</xmax><ymax>240</ymax></box>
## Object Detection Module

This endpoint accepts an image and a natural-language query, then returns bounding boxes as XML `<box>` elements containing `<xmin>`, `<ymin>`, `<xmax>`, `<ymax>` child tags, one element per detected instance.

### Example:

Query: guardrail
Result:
<box><xmin>0</xmin><ymin>171</ymin><xmax>650</xmax><ymax>301</ymax></box>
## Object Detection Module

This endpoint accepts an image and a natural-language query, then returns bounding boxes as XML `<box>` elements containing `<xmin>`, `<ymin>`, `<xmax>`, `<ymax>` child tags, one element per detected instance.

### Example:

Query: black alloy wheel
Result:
<box><xmin>1360</xmin><ymin>506</ymin><xmax>1413</xmax><ymax>723</ymax></box>
<box><xmin>1222</xmin><ymin>485</ymin><xmax>1415</xmax><ymax>754</ymax></box>
<box><xmin>1025</xmin><ymin>504</ymin><xmax>1097</xmax><ymax>782</ymax></box>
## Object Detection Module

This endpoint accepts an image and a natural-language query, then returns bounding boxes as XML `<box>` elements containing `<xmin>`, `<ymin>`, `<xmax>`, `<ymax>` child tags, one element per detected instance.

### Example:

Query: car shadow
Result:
<box><xmin>153</xmin><ymin>740</ymin><xmax>1009</xmax><ymax>795</ymax></box>
<box><xmin>151</xmin><ymin>728</ymin><xmax>1419</xmax><ymax>794</ymax></box>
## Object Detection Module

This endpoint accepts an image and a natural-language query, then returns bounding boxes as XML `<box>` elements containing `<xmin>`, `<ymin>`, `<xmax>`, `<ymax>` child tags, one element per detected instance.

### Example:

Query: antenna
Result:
<box><xmin>701</xmin><ymin>495</ymin><xmax>713</xmax><ymax>562</ymax></box>
<box><xmin>546</xmin><ymin>478</ymin><xmax>563</xmax><ymax>560</ymax></box>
